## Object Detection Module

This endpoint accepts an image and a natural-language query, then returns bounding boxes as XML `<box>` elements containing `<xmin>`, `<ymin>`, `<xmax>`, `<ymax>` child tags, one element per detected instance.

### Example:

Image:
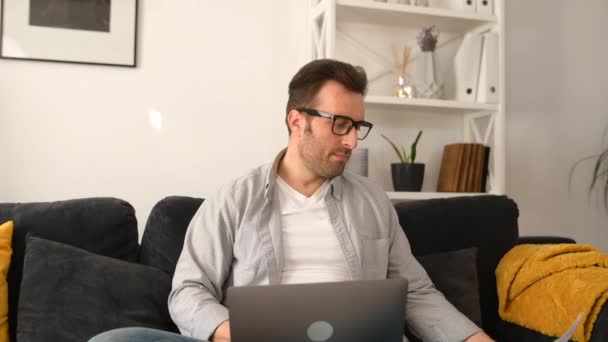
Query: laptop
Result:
<box><xmin>226</xmin><ymin>278</ymin><xmax>408</xmax><ymax>342</ymax></box>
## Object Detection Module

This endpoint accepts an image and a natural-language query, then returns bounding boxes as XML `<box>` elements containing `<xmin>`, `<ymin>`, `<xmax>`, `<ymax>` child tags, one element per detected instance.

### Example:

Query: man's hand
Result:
<box><xmin>211</xmin><ymin>320</ymin><xmax>231</xmax><ymax>342</ymax></box>
<box><xmin>465</xmin><ymin>331</ymin><xmax>495</xmax><ymax>342</ymax></box>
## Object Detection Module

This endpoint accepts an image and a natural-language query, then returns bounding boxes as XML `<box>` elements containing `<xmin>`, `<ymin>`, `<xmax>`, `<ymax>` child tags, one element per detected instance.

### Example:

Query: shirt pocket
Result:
<box><xmin>234</xmin><ymin>223</ymin><xmax>263</xmax><ymax>268</ymax></box>
<box><xmin>232</xmin><ymin>224</ymin><xmax>266</xmax><ymax>285</ymax></box>
<box><xmin>361</xmin><ymin>238</ymin><xmax>389</xmax><ymax>279</ymax></box>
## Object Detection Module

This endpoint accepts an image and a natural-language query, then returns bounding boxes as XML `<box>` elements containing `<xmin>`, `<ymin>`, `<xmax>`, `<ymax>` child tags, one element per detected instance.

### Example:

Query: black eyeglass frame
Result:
<box><xmin>296</xmin><ymin>108</ymin><xmax>373</xmax><ymax>140</ymax></box>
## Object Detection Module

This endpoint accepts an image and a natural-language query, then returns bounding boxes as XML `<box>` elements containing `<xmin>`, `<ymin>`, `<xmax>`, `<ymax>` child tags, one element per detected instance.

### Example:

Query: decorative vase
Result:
<box><xmin>391</xmin><ymin>163</ymin><xmax>425</xmax><ymax>191</ymax></box>
<box><xmin>394</xmin><ymin>75</ymin><xmax>414</xmax><ymax>98</ymax></box>
<box><xmin>414</xmin><ymin>51</ymin><xmax>443</xmax><ymax>99</ymax></box>
<box><xmin>414</xmin><ymin>26</ymin><xmax>443</xmax><ymax>99</ymax></box>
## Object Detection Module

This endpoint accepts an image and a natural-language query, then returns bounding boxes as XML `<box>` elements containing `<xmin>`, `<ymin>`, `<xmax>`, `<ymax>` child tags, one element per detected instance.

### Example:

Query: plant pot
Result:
<box><xmin>391</xmin><ymin>163</ymin><xmax>425</xmax><ymax>192</ymax></box>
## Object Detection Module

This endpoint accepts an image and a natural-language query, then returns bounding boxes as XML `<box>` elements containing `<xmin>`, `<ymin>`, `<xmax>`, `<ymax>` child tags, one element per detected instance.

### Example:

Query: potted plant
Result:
<box><xmin>570</xmin><ymin>141</ymin><xmax>608</xmax><ymax>210</ymax></box>
<box><xmin>381</xmin><ymin>130</ymin><xmax>424</xmax><ymax>192</ymax></box>
<box><xmin>590</xmin><ymin>147</ymin><xmax>608</xmax><ymax>209</ymax></box>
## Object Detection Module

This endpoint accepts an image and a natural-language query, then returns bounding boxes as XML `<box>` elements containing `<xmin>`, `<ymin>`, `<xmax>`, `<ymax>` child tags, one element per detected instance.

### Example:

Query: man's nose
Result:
<box><xmin>342</xmin><ymin>128</ymin><xmax>358</xmax><ymax>150</ymax></box>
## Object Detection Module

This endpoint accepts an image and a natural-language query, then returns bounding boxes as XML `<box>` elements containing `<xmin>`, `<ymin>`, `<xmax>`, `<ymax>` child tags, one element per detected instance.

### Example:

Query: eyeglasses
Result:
<box><xmin>296</xmin><ymin>108</ymin><xmax>373</xmax><ymax>140</ymax></box>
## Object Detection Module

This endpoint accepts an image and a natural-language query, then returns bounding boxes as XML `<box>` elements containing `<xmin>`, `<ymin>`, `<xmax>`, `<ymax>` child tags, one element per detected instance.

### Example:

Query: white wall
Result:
<box><xmin>1</xmin><ymin>1</ymin><xmax>607</xmax><ymax>250</ymax></box>
<box><xmin>0</xmin><ymin>0</ymin><xmax>308</xmax><ymax>233</ymax></box>
<box><xmin>506</xmin><ymin>0</ymin><xmax>608</xmax><ymax>251</ymax></box>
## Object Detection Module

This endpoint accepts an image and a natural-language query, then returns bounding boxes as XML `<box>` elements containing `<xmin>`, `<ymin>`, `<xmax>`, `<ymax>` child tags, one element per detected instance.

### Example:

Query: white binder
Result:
<box><xmin>463</xmin><ymin>0</ymin><xmax>476</xmax><ymax>12</ymax></box>
<box><xmin>476</xmin><ymin>0</ymin><xmax>493</xmax><ymax>15</ymax></box>
<box><xmin>477</xmin><ymin>32</ymin><xmax>499</xmax><ymax>103</ymax></box>
<box><xmin>441</xmin><ymin>0</ymin><xmax>476</xmax><ymax>12</ymax></box>
<box><xmin>453</xmin><ymin>33</ymin><xmax>483</xmax><ymax>102</ymax></box>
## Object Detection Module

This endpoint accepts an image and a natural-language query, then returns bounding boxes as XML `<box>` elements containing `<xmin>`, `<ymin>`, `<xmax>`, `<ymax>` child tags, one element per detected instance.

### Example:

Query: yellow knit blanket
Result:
<box><xmin>496</xmin><ymin>244</ymin><xmax>608</xmax><ymax>342</ymax></box>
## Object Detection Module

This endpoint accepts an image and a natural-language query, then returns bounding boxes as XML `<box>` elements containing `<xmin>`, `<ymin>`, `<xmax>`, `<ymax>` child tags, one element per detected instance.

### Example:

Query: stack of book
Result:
<box><xmin>436</xmin><ymin>143</ymin><xmax>490</xmax><ymax>193</ymax></box>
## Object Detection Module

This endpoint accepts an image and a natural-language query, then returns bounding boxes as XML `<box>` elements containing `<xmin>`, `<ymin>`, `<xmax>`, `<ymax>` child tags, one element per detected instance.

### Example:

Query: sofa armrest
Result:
<box><xmin>497</xmin><ymin>300</ymin><xmax>608</xmax><ymax>342</ymax></box>
<box><xmin>496</xmin><ymin>318</ymin><xmax>551</xmax><ymax>342</ymax></box>
<box><xmin>517</xmin><ymin>236</ymin><xmax>576</xmax><ymax>245</ymax></box>
<box><xmin>590</xmin><ymin>303</ymin><xmax>608</xmax><ymax>342</ymax></box>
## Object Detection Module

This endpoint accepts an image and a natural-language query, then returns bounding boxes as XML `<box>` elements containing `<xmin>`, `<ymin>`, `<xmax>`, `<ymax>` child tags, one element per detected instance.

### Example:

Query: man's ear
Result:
<box><xmin>287</xmin><ymin>109</ymin><xmax>304</xmax><ymax>135</ymax></box>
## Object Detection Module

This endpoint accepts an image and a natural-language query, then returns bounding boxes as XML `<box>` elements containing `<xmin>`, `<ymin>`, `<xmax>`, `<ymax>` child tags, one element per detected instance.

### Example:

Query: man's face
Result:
<box><xmin>294</xmin><ymin>80</ymin><xmax>365</xmax><ymax>178</ymax></box>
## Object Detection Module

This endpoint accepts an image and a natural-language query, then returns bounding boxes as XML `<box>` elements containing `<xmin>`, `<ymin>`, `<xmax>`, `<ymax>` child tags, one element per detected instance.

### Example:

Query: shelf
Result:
<box><xmin>387</xmin><ymin>191</ymin><xmax>488</xmax><ymax>200</ymax></box>
<box><xmin>365</xmin><ymin>95</ymin><xmax>497</xmax><ymax>114</ymax></box>
<box><xmin>336</xmin><ymin>0</ymin><xmax>497</xmax><ymax>32</ymax></box>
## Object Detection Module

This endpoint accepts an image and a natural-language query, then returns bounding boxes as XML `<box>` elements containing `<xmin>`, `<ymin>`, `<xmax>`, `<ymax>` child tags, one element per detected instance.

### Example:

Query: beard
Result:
<box><xmin>298</xmin><ymin>123</ymin><xmax>351</xmax><ymax>178</ymax></box>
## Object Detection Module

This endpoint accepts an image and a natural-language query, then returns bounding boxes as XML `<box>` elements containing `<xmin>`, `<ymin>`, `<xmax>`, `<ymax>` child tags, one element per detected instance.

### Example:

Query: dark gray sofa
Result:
<box><xmin>1</xmin><ymin>195</ymin><xmax>605</xmax><ymax>342</ymax></box>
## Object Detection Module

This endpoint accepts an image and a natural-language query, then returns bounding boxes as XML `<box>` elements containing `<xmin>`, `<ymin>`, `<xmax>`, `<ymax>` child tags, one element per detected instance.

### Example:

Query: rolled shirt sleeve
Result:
<box><xmin>168</xmin><ymin>189</ymin><xmax>236</xmax><ymax>340</ymax></box>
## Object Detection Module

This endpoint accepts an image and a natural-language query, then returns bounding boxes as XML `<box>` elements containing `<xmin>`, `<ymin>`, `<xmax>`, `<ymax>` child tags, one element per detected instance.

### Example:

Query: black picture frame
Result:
<box><xmin>0</xmin><ymin>0</ymin><xmax>138</xmax><ymax>67</ymax></box>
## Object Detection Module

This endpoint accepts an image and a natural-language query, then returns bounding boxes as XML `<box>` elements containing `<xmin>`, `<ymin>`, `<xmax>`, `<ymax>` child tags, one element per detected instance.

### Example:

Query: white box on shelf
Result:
<box><xmin>476</xmin><ymin>31</ymin><xmax>499</xmax><ymax>103</ymax></box>
<box><xmin>475</xmin><ymin>0</ymin><xmax>493</xmax><ymax>15</ymax></box>
<box><xmin>453</xmin><ymin>33</ymin><xmax>483</xmax><ymax>102</ymax></box>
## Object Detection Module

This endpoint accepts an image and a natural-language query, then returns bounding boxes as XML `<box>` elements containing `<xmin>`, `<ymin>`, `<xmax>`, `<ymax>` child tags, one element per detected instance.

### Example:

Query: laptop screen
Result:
<box><xmin>226</xmin><ymin>278</ymin><xmax>408</xmax><ymax>342</ymax></box>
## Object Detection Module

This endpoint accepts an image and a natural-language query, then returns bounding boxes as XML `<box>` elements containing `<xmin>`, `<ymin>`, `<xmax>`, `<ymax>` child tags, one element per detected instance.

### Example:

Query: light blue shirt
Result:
<box><xmin>169</xmin><ymin>149</ymin><xmax>481</xmax><ymax>341</ymax></box>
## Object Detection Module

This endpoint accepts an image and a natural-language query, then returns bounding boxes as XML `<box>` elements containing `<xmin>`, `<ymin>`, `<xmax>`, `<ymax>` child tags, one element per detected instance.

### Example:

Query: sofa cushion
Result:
<box><xmin>139</xmin><ymin>196</ymin><xmax>204</xmax><ymax>276</ymax></box>
<box><xmin>0</xmin><ymin>221</ymin><xmax>13</xmax><ymax>342</ymax></box>
<box><xmin>17</xmin><ymin>235</ymin><xmax>176</xmax><ymax>342</ymax></box>
<box><xmin>416</xmin><ymin>248</ymin><xmax>482</xmax><ymax>326</ymax></box>
<box><xmin>0</xmin><ymin>197</ymin><xmax>139</xmax><ymax>341</ymax></box>
<box><xmin>395</xmin><ymin>195</ymin><xmax>519</xmax><ymax>337</ymax></box>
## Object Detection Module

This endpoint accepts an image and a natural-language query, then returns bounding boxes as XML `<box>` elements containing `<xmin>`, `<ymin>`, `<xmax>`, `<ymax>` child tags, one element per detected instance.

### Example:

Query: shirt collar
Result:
<box><xmin>264</xmin><ymin>148</ymin><xmax>344</xmax><ymax>201</ymax></box>
<box><xmin>328</xmin><ymin>175</ymin><xmax>344</xmax><ymax>201</ymax></box>
<box><xmin>264</xmin><ymin>148</ymin><xmax>286</xmax><ymax>200</ymax></box>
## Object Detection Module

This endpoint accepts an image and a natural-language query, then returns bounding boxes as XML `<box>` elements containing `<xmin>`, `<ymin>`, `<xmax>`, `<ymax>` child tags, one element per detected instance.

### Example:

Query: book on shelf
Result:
<box><xmin>437</xmin><ymin>143</ymin><xmax>490</xmax><ymax>193</ymax></box>
<box><xmin>436</xmin><ymin>144</ymin><xmax>464</xmax><ymax>192</ymax></box>
<box><xmin>465</xmin><ymin>144</ymin><xmax>478</xmax><ymax>192</ymax></box>
<box><xmin>456</xmin><ymin>144</ymin><xmax>471</xmax><ymax>192</ymax></box>
<box><xmin>480</xmin><ymin>145</ymin><xmax>491</xmax><ymax>191</ymax></box>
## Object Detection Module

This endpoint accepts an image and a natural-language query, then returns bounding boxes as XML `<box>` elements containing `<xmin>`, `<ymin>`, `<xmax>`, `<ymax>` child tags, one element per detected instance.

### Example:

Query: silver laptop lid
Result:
<box><xmin>226</xmin><ymin>278</ymin><xmax>407</xmax><ymax>342</ymax></box>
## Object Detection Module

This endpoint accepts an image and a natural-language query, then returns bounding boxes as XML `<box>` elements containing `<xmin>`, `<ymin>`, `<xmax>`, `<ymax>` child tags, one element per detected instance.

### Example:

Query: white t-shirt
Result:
<box><xmin>275</xmin><ymin>176</ymin><xmax>350</xmax><ymax>284</ymax></box>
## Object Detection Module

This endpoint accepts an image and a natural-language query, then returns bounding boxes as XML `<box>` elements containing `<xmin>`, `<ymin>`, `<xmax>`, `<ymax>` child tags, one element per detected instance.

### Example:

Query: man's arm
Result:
<box><xmin>385</xmin><ymin>202</ymin><xmax>485</xmax><ymax>342</ymax></box>
<box><xmin>210</xmin><ymin>320</ymin><xmax>231</xmax><ymax>342</ymax></box>
<box><xmin>466</xmin><ymin>332</ymin><xmax>495</xmax><ymax>342</ymax></box>
<box><xmin>168</xmin><ymin>190</ymin><xmax>236</xmax><ymax>340</ymax></box>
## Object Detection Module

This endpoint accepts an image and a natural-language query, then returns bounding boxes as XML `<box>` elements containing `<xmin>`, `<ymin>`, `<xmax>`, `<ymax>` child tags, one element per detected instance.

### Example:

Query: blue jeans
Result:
<box><xmin>88</xmin><ymin>327</ymin><xmax>208</xmax><ymax>342</ymax></box>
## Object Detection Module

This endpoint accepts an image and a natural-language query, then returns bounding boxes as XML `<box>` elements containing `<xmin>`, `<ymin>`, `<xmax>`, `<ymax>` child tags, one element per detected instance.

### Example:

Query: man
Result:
<box><xmin>90</xmin><ymin>59</ymin><xmax>494</xmax><ymax>342</ymax></box>
<box><xmin>170</xmin><ymin>59</ymin><xmax>494</xmax><ymax>342</ymax></box>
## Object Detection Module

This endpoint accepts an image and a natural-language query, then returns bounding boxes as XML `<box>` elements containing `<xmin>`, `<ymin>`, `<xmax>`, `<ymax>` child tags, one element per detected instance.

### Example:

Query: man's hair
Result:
<box><xmin>285</xmin><ymin>59</ymin><xmax>367</xmax><ymax>135</ymax></box>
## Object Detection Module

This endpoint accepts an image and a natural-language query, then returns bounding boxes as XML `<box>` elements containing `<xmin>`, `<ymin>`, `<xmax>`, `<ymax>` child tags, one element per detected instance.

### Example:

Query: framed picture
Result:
<box><xmin>0</xmin><ymin>0</ymin><xmax>138</xmax><ymax>67</ymax></box>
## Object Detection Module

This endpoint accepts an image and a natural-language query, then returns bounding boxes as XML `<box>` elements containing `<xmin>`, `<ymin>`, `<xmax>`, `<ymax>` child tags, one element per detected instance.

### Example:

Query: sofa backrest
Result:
<box><xmin>394</xmin><ymin>195</ymin><xmax>519</xmax><ymax>338</ymax></box>
<box><xmin>0</xmin><ymin>197</ymin><xmax>139</xmax><ymax>342</ymax></box>
<box><xmin>139</xmin><ymin>196</ymin><xmax>204</xmax><ymax>276</ymax></box>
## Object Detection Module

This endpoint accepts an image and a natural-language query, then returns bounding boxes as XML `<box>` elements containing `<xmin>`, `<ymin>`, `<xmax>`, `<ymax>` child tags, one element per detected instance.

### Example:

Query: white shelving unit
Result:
<box><xmin>307</xmin><ymin>0</ymin><xmax>506</xmax><ymax>200</ymax></box>
<box><xmin>335</xmin><ymin>0</ymin><xmax>497</xmax><ymax>31</ymax></box>
<box><xmin>365</xmin><ymin>96</ymin><xmax>498</xmax><ymax>114</ymax></box>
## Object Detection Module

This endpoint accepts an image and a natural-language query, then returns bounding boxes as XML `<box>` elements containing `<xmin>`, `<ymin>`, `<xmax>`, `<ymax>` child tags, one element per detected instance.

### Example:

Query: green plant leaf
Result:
<box><xmin>410</xmin><ymin>130</ymin><xmax>423</xmax><ymax>164</ymax></box>
<box><xmin>568</xmin><ymin>155</ymin><xmax>597</xmax><ymax>191</ymax></box>
<box><xmin>590</xmin><ymin>149</ymin><xmax>608</xmax><ymax>192</ymax></box>
<box><xmin>381</xmin><ymin>134</ymin><xmax>405</xmax><ymax>163</ymax></box>
<box><xmin>401</xmin><ymin>146</ymin><xmax>409</xmax><ymax>164</ymax></box>
<box><xmin>604</xmin><ymin>171</ymin><xmax>608</xmax><ymax>211</ymax></box>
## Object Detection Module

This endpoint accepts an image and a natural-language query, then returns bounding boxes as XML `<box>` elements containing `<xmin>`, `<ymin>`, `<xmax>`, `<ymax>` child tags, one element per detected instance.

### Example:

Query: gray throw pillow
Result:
<box><xmin>17</xmin><ymin>235</ymin><xmax>178</xmax><ymax>342</ymax></box>
<box><xmin>416</xmin><ymin>247</ymin><xmax>483</xmax><ymax>326</ymax></box>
